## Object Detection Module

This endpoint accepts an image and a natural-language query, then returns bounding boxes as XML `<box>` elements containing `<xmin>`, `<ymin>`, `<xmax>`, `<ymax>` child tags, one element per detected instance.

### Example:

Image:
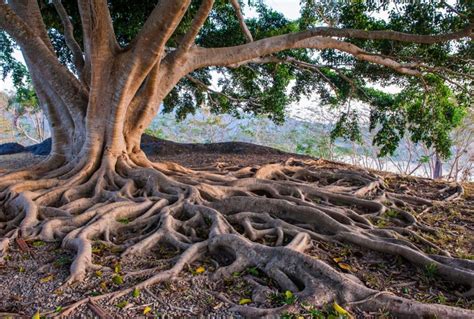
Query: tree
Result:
<box><xmin>6</xmin><ymin>83</ymin><xmax>47</xmax><ymax>143</ymax></box>
<box><xmin>0</xmin><ymin>1</ymin><xmax>473</xmax><ymax>317</ymax></box>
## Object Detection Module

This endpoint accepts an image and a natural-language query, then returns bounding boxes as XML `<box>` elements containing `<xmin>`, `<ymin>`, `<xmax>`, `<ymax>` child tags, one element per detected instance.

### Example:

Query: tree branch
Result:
<box><xmin>185</xmin><ymin>74</ymin><xmax>250</xmax><ymax>103</ymax></box>
<box><xmin>52</xmin><ymin>0</ymin><xmax>85</xmax><ymax>82</ymax></box>
<box><xmin>177</xmin><ymin>0</ymin><xmax>215</xmax><ymax>54</ymax></box>
<box><xmin>131</xmin><ymin>0</ymin><xmax>192</xmax><ymax>66</ymax></box>
<box><xmin>189</xmin><ymin>23</ymin><xmax>474</xmax><ymax>76</ymax></box>
<box><xmin>77</xmin><ymin>0</ymin><xmax>119</xmax><ymax>61</ymax></box>
<box><xmin>192</xmin><ymin>35</ymin><xmax>421</xmax><ymax>76</ymax></box>
<box><xmin>7</xmin><ymin>0</ymin><xmax>55</xmax><ymax>52</ymax></box>
<box><xmin>230</xmin><ymin>0</ymin><xmax>253</xmax><ymax>42</ymax></box>
<box><xmin>0</xmin><ymin>3</ymin><xmax>88</xmax><ymax>118</ymax></box>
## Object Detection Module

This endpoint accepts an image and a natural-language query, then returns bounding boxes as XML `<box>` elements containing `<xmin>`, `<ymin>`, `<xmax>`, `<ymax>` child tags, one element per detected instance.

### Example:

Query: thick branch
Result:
<box><xmin>77</xmin><ymin>0</ymin><xmax>119</xmax><ymax>63</ymax></box>
<box><xmin>177</xmin><ymin>0</ymin><xmax>215</xmax><ymax>54</ymax></box>
<box><xmin>0</xmin><ymin>3</ymin><xmax>88</xmax><ymax>119</ymax></box>
<box><xmin>131</xmin><ymin>0</ymin><xmax>191</xmax><ymax>66</ymax></box>
<box><xmin>190</xmin><ymin>23</ymin><xmax>473</xmax><ymax>70</ymax></box>
<box><xmin>230</xmin><ymin>0</ymin><xmax>253</xmax><ymax>42</ymax></box>
<box><xmin>52</xmin><ymin>0</ymin><xmax>85</xmax><ymax>81</ymax></box>
<box><xmin>7</xmin><ymin>0</ymin><xmax>54</xmax><ymax>52</ymax></box>
<box><xmin>192</xmin><ymin>36</ymin><xmax>420</xmax><ymax>76</ymax></box>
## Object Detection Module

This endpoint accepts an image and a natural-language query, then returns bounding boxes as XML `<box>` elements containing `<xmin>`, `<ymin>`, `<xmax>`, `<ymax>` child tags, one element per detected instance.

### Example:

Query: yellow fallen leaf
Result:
<box><xmin>195</xmin><ymin>266</ymin><xmax>205</xmax><ymax>274</ymax></box>
<box><xmin>284</xmin><ymin>290</ymin><xmax>293</xmax><ymax>299</ymax></box>
<box><xmin>239</xmin><ymin>298</ymin><xmax>252</xmax><ymax>305</ymax></box>
<box><xmin>40</xmin><ymin>275</ymin><xmax>54</xmax><ymax>283</ymax></box>
<box><xmin>333</xmin><ymin>302</ymin><xmax>348</xmax><ymax>315</ymax></box>
<box><xmin>32</xmin><ymin>310</ymin><xmax>40</xmax><ymax>319</ymax></box>
<box><xmin>333</xmin><ymin>257</ymin><xmax>344</xmax><ymax>263</ymax></box>
<box><xmin>337</xmin><ymin>263</ymin><xmax>354</xmax><ymax>272</ymax></box>
<box><xmin>53</xmin><ymin>289</ymin><xmax>64</xmax><ymax>296</ymax></box>
<box><xmin>143</xmin><ymin>306</ymin><xmax>152</xmax><ymax>314</ymax></box>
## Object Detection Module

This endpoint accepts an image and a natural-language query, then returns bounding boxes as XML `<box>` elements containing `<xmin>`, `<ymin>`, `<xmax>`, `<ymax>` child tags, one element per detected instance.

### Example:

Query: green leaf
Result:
<box><xmin>112</xmin><ymin>275</ymin><xmax>124</xmax><ymax>285</ymax></box>
<box><xmin>116</xmin><ymin>300</ymin><xmax>128</xmax><ymax>309</ymax></box>
<box><xmin>133</xmin><ymin>287</ymin><xmax>140</xmax><ymax>298</ymax></box>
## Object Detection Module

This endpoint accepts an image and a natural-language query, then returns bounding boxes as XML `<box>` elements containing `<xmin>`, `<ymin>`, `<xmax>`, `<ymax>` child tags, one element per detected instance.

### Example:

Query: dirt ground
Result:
<box><xmin>0</xmin><ymin>139</ymin><xmax>472</xmax><ymax>318</ymax></box>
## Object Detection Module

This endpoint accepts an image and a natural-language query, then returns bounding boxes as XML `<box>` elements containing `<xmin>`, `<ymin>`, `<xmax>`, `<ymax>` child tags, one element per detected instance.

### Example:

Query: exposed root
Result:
<box><xmin>0</xmin><ymin>156</ymin><xmax>472</xmax><ymax>318</ymax></box>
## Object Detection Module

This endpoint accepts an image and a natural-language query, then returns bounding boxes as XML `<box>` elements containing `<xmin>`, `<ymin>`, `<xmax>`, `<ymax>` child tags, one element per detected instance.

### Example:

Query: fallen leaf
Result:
<box><xmin>95</xmin><ymin>270</ymin><xmax>103</xmax><ymax>277</ymax></box>
<box><xmin>133</xmin><ymin>287</ymin><xmax>140</xmax><ymax>298</ymax></box>
<box><xmin>333</xmin><ymin>302</ymin><xmax>349</xmax><ymax>315</ymax></box>
<box><xmin>32</xmin><ymin>310</ymin><xmax>40</xmax><ymax>319</ymax></box>
<box><xmin>284</xmin><ymin>290</ymin><xmax>293</xmax><ymax>299</ymax></box>
<box><xmin>116</xmin><ymin>300</ymin><xmax>128</xmax><ymax>309</ymax></box>
<box><xmin>143</xmin><ymin>306</ymin><xmax>152</xmax><ymax>314</ymax></box>
<box><xmin>16</xmin><ymin>238</ymin><xmax>29</xmax><ymax>252</ymax></box>
<box><xmin>53</xmin><ymin>289</ymin><xmax>64</xmax><ymax>296</ymax></box>
<box><xmin>333</xmin><ymin>257</ymin><xmax>344</xmax><ymax>263</ymax></box>
<box><xmin>40</xmin><ymin>275</ymin><xmax>54</xmax><ymax>283</ymax></box>
<box><xmin>114</xmin><ymin>263</ymin><xmax>121</xmax><ymax>274</ymax></box>
<box><xmin>195</xmin><ymin>266</ymin><xmax>205</xmax><ymax>274</ymax></box>
<box><xmin>239</xmin><ymin>298</ymin><xmax>252</xmax><ymax>305</ymax></box>
<box><xmin>112</xmin><ymin>275</ymin><xmax>124</xmax><ymax>285</ymax></box>
<box><xmin>337</xmin><ymin>263</ymin><xmax>354</xmax><ymax>272</ymax></box>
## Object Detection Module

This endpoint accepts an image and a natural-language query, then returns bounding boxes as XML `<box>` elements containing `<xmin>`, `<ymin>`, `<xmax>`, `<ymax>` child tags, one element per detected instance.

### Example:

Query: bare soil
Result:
<box><xmin>0</xmin><ymin>139</ymin><xmax>472</xmax><ymax>318</ymax></box>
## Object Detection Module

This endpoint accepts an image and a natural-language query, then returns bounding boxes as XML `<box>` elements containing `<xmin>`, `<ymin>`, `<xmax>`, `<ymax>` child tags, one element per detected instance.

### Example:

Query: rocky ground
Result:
<box><xmin>0</xmin><ymin>137</ymin><xmax>472</xmax><ymax>318</ymax></box>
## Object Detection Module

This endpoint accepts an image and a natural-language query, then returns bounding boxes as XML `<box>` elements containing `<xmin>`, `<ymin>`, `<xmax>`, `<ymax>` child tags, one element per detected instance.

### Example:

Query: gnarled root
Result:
<box><xmin>0</xmin><ymin>156</ymin><xmax>472</xmax><ymax>318</ymax></box>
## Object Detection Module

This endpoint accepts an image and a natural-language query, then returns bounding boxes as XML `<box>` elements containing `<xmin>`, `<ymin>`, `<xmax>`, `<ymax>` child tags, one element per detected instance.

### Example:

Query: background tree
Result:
<box><xmin>6</xmin><ymin>81</ymin><xmax>47</xmax><ymax>143</ymax></box>
<box><xmin>0</xmin><ymin>1</ymin><xmax>473</xmax><ymax>317</ymax></box>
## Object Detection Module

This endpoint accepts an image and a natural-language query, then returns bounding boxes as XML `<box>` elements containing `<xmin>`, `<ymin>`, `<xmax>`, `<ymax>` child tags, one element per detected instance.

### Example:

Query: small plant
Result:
<box><xmin>53</xmin><ymin>256</ymin><xmax>71</xmax><ymax>267</ymax></box>
<box><xmin>116</xmin><ymin>300</ymin><xmax>128</xmax><ymax>309</ymax></box>
<box><xmin>385</xmin><ymin>209</ymin><xmax>399</xmax><ymax>218</ymax></box>
<box><xmin>424</xmin><ymin>263</ymin><xmax>438</xmax><ymax>279</ymax></box>
<box><xmin>32</xmin><ymin>240</ymin><xmax>45</xmax><ymax>247</ymax></box>
<box><xmin>246</xmin><ymin>266</ymin><xmax>260</xmax><ymax>277</ymax></box>
<box><xmin>269</xmin><ymin>290</ymin><xmax>297</xmax><ymax>306</ymax></box>
<box><xmin>117</xmin><ymin>218</ymin><xmax>129</xmax><ymax>224</ymax></box>
<box><xmin>437</xmin><ymin>292</ymin><xmax>447</xmax><ymax>304</ymax></box>
<box><xmin>112</xmin><ymin>274</ymin><xmax>124</xmax><ymax>285</ymax></box>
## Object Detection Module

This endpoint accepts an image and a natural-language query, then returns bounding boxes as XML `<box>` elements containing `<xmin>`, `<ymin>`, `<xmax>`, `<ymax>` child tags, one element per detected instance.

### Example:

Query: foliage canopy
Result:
<box><xmin>1</xmin><ymin>0</ymin><xmax>472</xmax><ymax>158</ymax></box>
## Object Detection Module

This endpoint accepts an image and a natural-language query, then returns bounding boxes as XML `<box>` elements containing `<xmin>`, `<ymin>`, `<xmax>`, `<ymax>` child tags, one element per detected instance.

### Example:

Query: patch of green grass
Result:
<box><xmin>53</xmin><ymin>256</ymin><xmax>71</xmax><ymax>267</ymax></box>
<box><xmin>117</xmin><ymin>218</ymin><xmax>129</xmax><ymax>224</ymax></box>
<box><xmin>423</xmin><ymin>263</ymin><xmax>438</xmax><ymax>280</ymax></box>
<box><xmin>32</xmin><ymin>240</ymin><xmax>45</xmax><ymax>247</ymax></box>
<box><xmin>269</xmin><ymin>290</ymin><xmax>297</xmax><ymax>306</ymax></box>
<box><xmin>246</xmin><ymin>266</ymin><xmax>261</xmax><ymax>277</ymax></box>
<box><xmin>385</xmin><ymin>209</ymin><xmax>399</xmax><ymax>218</ymax></box>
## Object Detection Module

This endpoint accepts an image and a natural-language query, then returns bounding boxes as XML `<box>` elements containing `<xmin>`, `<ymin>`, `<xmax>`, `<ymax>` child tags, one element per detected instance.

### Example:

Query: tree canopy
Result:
<box><xmin>1</xmin><ymin>0</ymin><xmax>472</xmax><ymax>158</ymax></box>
